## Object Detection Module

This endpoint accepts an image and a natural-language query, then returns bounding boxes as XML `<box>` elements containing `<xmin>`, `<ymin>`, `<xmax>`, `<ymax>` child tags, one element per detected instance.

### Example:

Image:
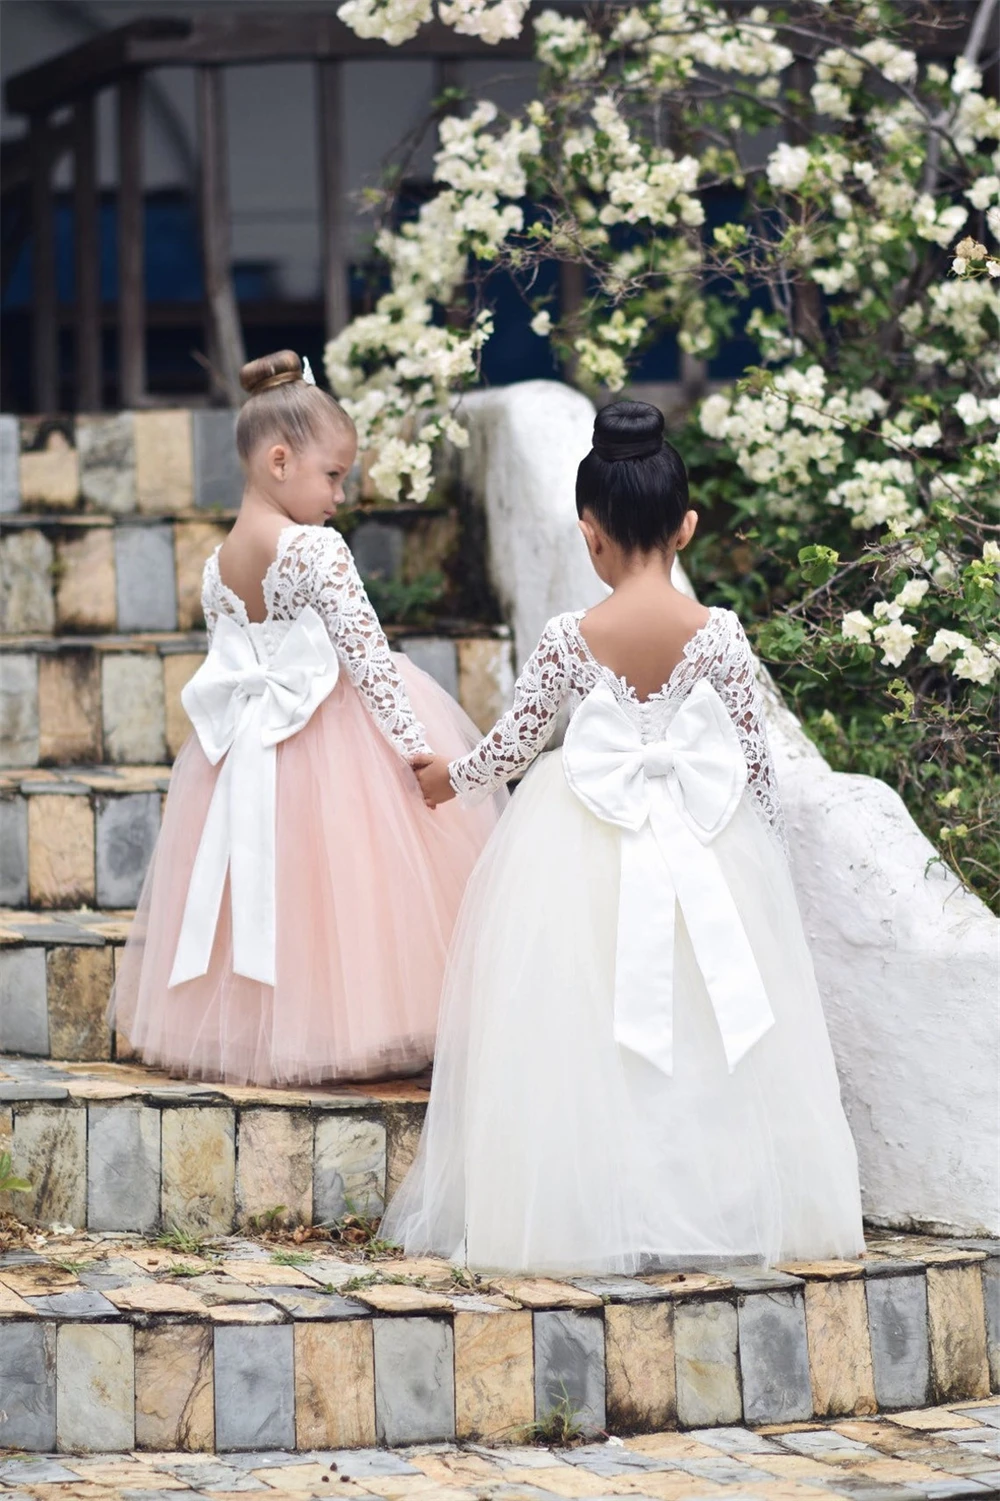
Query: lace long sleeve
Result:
<box><xmin>711</xmin><ymin>616</ymin><xmax>788</xmax><ymax>853</ymax></box>
<box><xmin>287</xmin><ymin>528</ymin><xmax>430</xmax><ymax>759</ymax></box>
<box><xmin>449</xmin><ymin>617</ymin><xmax>573</xmax><ymax>803</ymax></box>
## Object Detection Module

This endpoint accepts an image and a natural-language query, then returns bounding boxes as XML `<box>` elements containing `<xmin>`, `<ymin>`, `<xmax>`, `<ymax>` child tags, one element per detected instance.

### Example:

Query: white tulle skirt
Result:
<box><xmin>382</xmin><ymin>749</ymin><xmax>865</xmax><ymax>1274</ymax></box>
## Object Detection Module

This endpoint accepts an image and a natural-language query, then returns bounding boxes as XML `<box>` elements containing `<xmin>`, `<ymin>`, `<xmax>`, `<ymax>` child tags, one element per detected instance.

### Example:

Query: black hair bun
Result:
<box><xmin>592</xmin><ymin>400</ymin><xmax>664</xmax><ymax>462</ymax></box>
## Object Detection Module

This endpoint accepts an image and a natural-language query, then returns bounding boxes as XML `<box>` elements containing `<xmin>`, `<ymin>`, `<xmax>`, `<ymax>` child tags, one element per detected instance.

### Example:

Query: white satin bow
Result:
<box><xmin>563</xmin><ymin>679</ymin><xmax>774</xmax><ymax>1076</ymax></box>
<box><xmin>169</xmin><ymin>606</ymin><xmax>339</xmax><ymax>989</ymax></box>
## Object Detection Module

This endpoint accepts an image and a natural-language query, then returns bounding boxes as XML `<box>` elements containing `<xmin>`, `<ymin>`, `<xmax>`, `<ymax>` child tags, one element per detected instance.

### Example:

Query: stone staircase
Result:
<box><xmin>0</xmin><ymin>1207</ymin><xmax>997</xmax><ymax>1454</ymax></box>
<box><xmin>1</xmin><ymin>410</ymin><xmax>998</xmax><ymax>1459</ymax></box>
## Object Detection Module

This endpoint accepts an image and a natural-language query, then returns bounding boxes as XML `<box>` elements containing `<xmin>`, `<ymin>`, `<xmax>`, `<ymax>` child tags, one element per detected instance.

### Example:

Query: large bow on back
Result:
<box><xmin>169</xmin><ymin>606</ymin><xmax>339</xmax><ymax>989</ymax></box>
<box><xmin>563</xmin><ymin>679</ymin><xmax>774</xmax><ymax>1076</ymax></box>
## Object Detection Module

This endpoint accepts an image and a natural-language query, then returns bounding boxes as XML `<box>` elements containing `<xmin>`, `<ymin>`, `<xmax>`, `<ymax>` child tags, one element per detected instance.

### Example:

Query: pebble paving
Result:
<box><xmin>0</xmin><ymin>1404</ymin><xmax>998</xmax><ymax>1501</ymax></box>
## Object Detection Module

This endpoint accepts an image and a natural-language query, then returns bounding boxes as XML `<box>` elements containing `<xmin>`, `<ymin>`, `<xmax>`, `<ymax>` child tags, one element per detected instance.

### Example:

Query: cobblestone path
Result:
<box><xmin>1</xmin><ymin>1401</ymin><xmax>998</xmax><ymax>1500</ymax></box>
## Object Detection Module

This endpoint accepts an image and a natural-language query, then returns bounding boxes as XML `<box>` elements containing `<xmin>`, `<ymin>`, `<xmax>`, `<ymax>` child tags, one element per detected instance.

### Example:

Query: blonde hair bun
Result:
<box><xmin>235</xmin><ymin>348</ymin><xmax>354</xmax><ymax>463</ymax></box>
<box><xmin>240</xmin><ymin>350</ymin><xmax>303</xmax><ymax>397</ymax></box>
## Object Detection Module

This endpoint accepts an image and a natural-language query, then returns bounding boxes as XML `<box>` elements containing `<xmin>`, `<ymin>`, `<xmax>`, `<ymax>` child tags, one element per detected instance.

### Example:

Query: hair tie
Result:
<box><xmin>254</xmin><ymin>370</ymin><xmax>300</xmax><ymax>394</ymax></box>
<box><xmin>592</xmin><ymin>434</ymin><xmax>663</xmax><ymax>462</ymax></box>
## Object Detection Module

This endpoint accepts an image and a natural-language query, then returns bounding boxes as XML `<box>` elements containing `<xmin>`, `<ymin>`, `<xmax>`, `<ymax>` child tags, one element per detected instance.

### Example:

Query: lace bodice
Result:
<box><xmin>201</xmin><ymin>524</ymin><xmax>430</xmax><ymax>759</ymax></box>
<box><xmin>449</xmin><ymin>607</ymin><xmax>786</xmax><ymax>848</ymax></box>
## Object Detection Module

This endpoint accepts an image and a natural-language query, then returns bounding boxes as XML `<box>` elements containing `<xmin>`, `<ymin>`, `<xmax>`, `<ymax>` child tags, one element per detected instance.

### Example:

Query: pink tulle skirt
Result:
<box><xmin>112</xmin><ymin>657</ymin><xmax>503</xmax><ymax>1086</ymax></box>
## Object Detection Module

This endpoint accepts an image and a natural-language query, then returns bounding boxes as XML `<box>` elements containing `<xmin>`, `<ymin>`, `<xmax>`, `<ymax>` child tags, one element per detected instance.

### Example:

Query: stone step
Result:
<box><xmin>0</xmin><ymin>1213</ymin><xmax>996</xmax><ymax>1455</ymax></box>
<box><xmin>1</xmin><ymin>770</ymin><xmax>172</xmax><ymax>911</ymax></box>
<box><xmin>4</xmin><ymin>1413</ymin><xmax>1000</xmax><ymax>1499</ymax></box>
<box><xmin>0</xmin><ymin>1054</ymin><xmax>427</xmax><ymax>1238</ymax></box>
<box><xmin>0</xmin><ymin>624</ymin><xmax>513</xmax><ymax>769</ymax></box>
<box><xmin>0</xmin><ymin>506</ymin><xmax>463</xmax><ymax>638</ymax></box>
<box><xmin>0</xmin><ymin>907</ymin><xmax>131</xmax><ymax>1061</ymax></box>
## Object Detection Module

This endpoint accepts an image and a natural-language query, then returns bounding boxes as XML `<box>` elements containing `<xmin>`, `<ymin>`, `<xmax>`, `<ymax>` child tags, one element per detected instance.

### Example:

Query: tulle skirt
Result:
<box><xmin>382</xmin><ymin>749</ymin><xmax>865</xmax><ymax>1273</ymax></box>
<box><xmin>112</xmin><ymin>657</ymin><xmax>503</xmax><ymax>1086</ymax></box>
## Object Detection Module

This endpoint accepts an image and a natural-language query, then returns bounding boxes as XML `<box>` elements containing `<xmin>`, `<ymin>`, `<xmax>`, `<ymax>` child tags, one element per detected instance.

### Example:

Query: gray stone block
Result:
<box><xmin>101</xmin><ymin>654</ymin><xmax>167</xmax><ymax>764</ymax></box>
<box><xmin>350</xmin><ymin>520</ymin><xmax>405</xmax><ymax>582</ymax></box>
<box><xmin>0</xmin><ymin>1322</ymin><xmax>56</xmax><ymax>1451</ymax></box>
<box><xmin>0</xmin><ymin>414</ymin><xmax>19</xmax><ymax>513</ymax></box>
<box><xmin>866</xmin><ymin>1270</ymin><xmax>931</xmax><ymax>1410</ymax></box>
<box><xmin>0</xmin><ymin>530</ymin><xmax>54</xmax><ymax>634</ymax></box>
<box><xmin>214</xmin><ymin>1325</ymin><xmax>295</xmax><ymax>1451</ymax></box>
<box><xmin>398</xmin><ymin>637</ymin><xmax>459</xmax><ymax>699</ymax></box>
<box><xmin>13</xmin><ymin>1102</ymin><xmax>85</xmax><ymax>1224</ymax></box>
<box><xmin>0</xmin><ymin>796</ymin><xmax>29</xmax><ymax>904</ymax></box>
<box><xmin>373</xmin><ymin>1315</ymin><xmax>456</xmax><ymax>1445</ymax></box>
<box><xmin>983</xmin><ymin>1257</ymin><xmax>1000</xmax><ymax>1391</ymax></box>
<box><xmin>738</xmin><ymin>1287</ymin><xmax>812</xmax><ymax>1424</ymax></box>
<box><xmin>115</xmin><ymin>524</ymin><xmax>178</xmax><ymax>631</ymax></box>
<box><xmin>313</xmin><ymin>1114</ymin><xmax>386</xmax><ymax>1223</ymax></box>
<box><xmin>533</xmin><ymin>1309</ymin><xmax>606</xmax><ymax>1435</ymax></box>
<box><xmin>87</xmin><ymin>1103</ymin><xmax>161</xmax><ymax>1232</ymax></box>
<box><xmin>77</xmin><ymin>413</ymin><xmax>136</xmax><ymax>513</ymax></box>
<box><xmin>0</xmin><ymin>946</ymin><xmax>49</xmax><ymax>1055</ymax></box>
<box><xmin>56</xmin><ymin>1322</ymin><xmax>134</xmax><ymax>1451</ymax></box>
<box><xmin>0</xmin><ymin>655</ymin><xmax>39</xmax><ymax>767</ymax></box>
<box><xmin>95</xmin><ymin>791</ymin><xmax>161</xmax><ymax>908</ymax></box>
<box><xmin>25</xmin><ymin>1289</ymin><xmax>119</xmax><ymax>1319</ymax></box>
<box><xmin>674</xmin><ymin>1298</ymin><xmax>742</xmax><ymax>1428</ymax></box>
<box><xmin>193</xmin><ymin>410</ymin><xmax>241</xmax><ymax>511</ymax></box>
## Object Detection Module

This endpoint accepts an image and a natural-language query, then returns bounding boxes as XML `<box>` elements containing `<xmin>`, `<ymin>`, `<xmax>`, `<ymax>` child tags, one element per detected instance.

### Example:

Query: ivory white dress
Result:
<box><xmin>382</xmin><ymin>607</ymin><xmax>865</xmax><ymax>1273</ymax></box>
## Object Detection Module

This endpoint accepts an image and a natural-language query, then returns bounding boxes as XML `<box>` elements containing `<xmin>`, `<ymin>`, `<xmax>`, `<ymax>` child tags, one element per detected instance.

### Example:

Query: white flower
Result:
<box><xmin>812</xmin><ymin>81</ymin><xmax>852</xmax><ymax>120</ymax></box>
<box><xmin>873</xmin><ymin>599</ymin><xmax>904</xmax><ymax>622</ymax></box>
<box><xmin>954</xmin><ymin>644</ymin><xmax>998</xmax><ymax>684</ymax></box>
<box><xmin>852</xmin><ymin>160</ymin><xmax>876</xmax><ymax>186</ymax></box>
<box><xmin>984</xmin><ymin>541</ymin><xmax>1000</xmax><ymax>564</ymax></box>
<box><xmin>927</xmin><ymin>628</ymin><xmax>971</xmax><ymax>663</ymax></box>
<box><xmin>841</xmin><ymin>610</ymin><xmax>873</xmax><ymax>642</ymax></box>
<box><xmin>952</xmin><ymin>256</ymin><xmax>968</xmax><ymax>275</ymax></box>
<box><xmin>873</xmin><ymin>619</ymin><xmax>916</xmax><ymax>667</ymax></box>
<box><xmin>911</xmin><ymin>422</ymin><xmax>942</xmax><ymax>449</ymax></box>
<box><xmin>337</xmin><ymin>0</ymin><xmax>432</xmax><ymax>45</ymax></box>
<box><xmin>699</xmin><ymin>393</ymin><xmax>731</xmax><ymax>439</ymax></box>
<box><xmin>894</xmin><ymin>578</ymin><xmax>929</xmax><ymax>609</ymax></box>
<box><xmin>967</xmin><ymin>175</ymin><xmax>1000</xmax><ymax>211</ymax></box>
<box><xmin>530</xmin><ymin>310</ymin><xmax>552</xmax><ymax>337</ymax></box>
<box><xmin>766</xmin><ymin>142</ymin><xmax>810</xmax><ymax>192</ymax></box>
<box><xmin>859</xmin><ymin>38</ymin><xmax>917</xmax><ymax>85</ymax></box>
<box><xmin>951</xmin><ymin>57</ymin><xmax>982</xmax><ymax>96</ymax></box>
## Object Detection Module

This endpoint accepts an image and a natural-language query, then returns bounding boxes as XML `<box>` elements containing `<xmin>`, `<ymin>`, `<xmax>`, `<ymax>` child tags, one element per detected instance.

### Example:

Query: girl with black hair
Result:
<box><xmin>384</xmin><ymin>400</ymin><xmax>864</xmax><ymax>1273</ymax></box>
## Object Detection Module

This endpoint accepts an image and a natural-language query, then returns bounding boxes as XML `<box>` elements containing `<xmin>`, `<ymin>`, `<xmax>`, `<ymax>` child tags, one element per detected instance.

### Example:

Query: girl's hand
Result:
<box><xmin>410</xmin><ymin>753</ymin><xmax>456</xmax><ymax>809</ymax></box>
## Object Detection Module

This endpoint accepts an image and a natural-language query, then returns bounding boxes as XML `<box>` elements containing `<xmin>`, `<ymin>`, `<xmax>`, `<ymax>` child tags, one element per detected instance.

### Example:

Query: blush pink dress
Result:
<box><xmin>111</xmin><ymin>523</ymin><xmax>503</xmax><ymax>1086</ymax></box>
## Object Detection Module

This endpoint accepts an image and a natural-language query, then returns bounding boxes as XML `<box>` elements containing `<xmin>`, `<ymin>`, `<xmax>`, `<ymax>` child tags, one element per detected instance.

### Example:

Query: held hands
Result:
<box><xmin>410</xmin><ymin>752</ymin><xmax>457</xmax><ymax>810</ymax></box>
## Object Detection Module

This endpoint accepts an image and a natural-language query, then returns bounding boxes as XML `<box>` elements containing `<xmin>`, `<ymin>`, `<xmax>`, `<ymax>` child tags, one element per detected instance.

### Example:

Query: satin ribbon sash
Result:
<box><xmin>169</xmin><ymin>606</ymin><xmax>339</xmax><ymax>989</ymax></box>
<box><xmin>562</xmin><ymin>679</ymin><xmax>774</xmax><ymax>1076</ymax></box>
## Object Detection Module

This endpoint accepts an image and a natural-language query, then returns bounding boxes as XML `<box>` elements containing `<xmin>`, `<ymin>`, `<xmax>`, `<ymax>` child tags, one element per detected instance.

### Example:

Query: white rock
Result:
<box><xmin>460</xmin><ymin>378</ymin><xmax>1000</xmax><ymax>1236</ymax></box>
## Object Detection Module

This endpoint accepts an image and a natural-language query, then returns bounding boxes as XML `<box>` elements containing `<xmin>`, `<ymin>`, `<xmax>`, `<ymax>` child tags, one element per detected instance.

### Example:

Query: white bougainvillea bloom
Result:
<box><xmin>967</xmin><ymin>175</ymin><xmax>1000</xmax><ymax>211</ymax></box>
<box><xmin>530</xmin><ymin>311</ymin><xmax>553</xmax><ymax>337</ymax></box>
<box><xmin>841</xmin><ymin>610</ymin><xmax>873</xmax><ymax>642</ymax></box>
<box><xmin>927</xmin><ymin>629</ymin><xmax>973</xmax><ymax>663</ymax></box>
<box><xmin>895</xmin><ymin>578</ymin><xmax>930</xmax><ymax>609</ymax></box>
<box><xmin>873</xmin><ymin>619</ymin><xmax>917</xmax><ymax>666</ymax></box>
<box><xmin>954</xmin><ymin>643</ymin><xmax>999</xmax><ymax>684</ymax></box>
<box><xmin>766</xmin><ymin>142</ymin><xmax>811</xmax><ymax>192</ymax></box>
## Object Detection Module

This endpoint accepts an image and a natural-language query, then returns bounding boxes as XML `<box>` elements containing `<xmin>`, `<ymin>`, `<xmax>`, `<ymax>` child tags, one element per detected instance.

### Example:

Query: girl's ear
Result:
<box><xmin>579</xmin><ymin>516</ymin><xmax>602</xmax><ymax>557</ymax></box>
<box><xmin>675</xmin><ymin>509</ymin><xmax>699</xmax><ymax>552</ymax></box>
<box><xmin>266</xmin><ymin>443</ymin><xmax>288</xmax><ymax>481</ymax></box>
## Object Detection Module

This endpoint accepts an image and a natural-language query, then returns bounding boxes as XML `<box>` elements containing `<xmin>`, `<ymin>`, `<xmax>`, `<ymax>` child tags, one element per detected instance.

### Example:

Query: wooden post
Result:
<box><xmin>197</xmin><ymin>65</ymin><xmax>245</xmax><ymax>406</ymax></box>
<box><xmin>118</xmin><ymin>72</ymin><xmax>146</xmax><ymax>407</ymax></box>
<box><xmin>74</xmin><ymin>93</ymin><xmax>101</xmax><ymax>411</ymax></box>
<box><xmin>317</xmin><ymin>58</ymin><xmax>349</xmax><ymax>343</ymax></box>
<box><xmin>29</xmin><ymin>115</ymin><xmax>58</xmax><ymax>411</ymax></box>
